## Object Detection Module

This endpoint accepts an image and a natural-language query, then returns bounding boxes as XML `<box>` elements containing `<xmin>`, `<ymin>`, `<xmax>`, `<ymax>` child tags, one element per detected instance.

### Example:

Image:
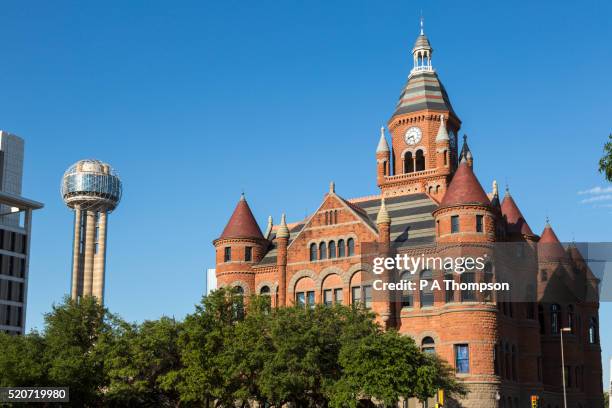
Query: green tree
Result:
<box><xmin>43</xmin><ymin>296</ymin><xmax>120</xmax><ymax>407</ymax></box>
<box><xmin>101</xmin><ymin>317</ymin><xmax>182</xmax><ymax>407</ymax></box>
<box><xmin>599</xmin><ymin>133</ymin><xmax>612</xmax><ymax>181</ymax></box>
<box><xmin>259</xmin><ymin>304</ymin><xmax>377</xmax><ymax>407</ymax></box>
<box><xmin>329</xmin><ymin>330</ymin><xmax>466</xmax><ymax>408</ymax></box>
<box><xmin>0</xmin><ymin>331</ymin><xmax>47</xmax><ymax>386</ymax></box>
<box><xmin>174</xmin><ymin>287</ymin><xmax>242</xmax><ymax>406</ymax></box>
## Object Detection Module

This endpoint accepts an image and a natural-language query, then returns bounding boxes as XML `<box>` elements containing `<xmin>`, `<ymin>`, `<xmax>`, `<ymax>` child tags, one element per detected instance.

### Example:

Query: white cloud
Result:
<box><xmin>578</xmin><ymin>186</ymin><xmax>612</xmax><ymax>195</ymax></box>
<box><xmin>580</xmin><ymin>194</ymin><xmax>612</xmax><ymax>204</ymax></box>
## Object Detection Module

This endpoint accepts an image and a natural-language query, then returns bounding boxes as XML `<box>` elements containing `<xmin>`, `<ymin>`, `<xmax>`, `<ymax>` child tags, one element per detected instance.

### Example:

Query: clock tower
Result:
<box><xmin>377</xmin><ymin>20</ymin><xmax>461</xmax><ymax>201</ymax></box>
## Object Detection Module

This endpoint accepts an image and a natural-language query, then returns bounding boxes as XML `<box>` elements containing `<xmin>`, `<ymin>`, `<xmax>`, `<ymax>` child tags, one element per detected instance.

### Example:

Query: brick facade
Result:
<box><xmin>213</xmin><ymin>27</ymin><xmax>603</xmax><ymax>408</ymax></box>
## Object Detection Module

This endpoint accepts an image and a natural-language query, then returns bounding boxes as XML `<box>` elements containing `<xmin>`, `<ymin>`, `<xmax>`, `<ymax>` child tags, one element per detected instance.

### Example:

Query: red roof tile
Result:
<box><xmin>439</xmin><ymin>162</ymin><xmax>490</xmax><ymax>208</ymax></box>
<box><xmin>538</xmin><ymin>223</ymin><xmax>567</xmax><ymax>261</ymax></box>
<box><xmin>219</xmin><ymin>195</ymin><xmax>264</xmax><ymax>240</ymax></box>
<box><xmin>501</xmin><ymin>194</ymin><xmax>534</xmax><ymax>236</ymax></box>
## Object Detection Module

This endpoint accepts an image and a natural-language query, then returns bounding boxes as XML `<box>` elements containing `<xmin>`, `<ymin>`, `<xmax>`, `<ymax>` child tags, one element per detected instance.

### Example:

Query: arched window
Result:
<box><xmin>319</xmin><ymin>242</ymin><xmax>327</xmax><ymax>260</ymax></box>
<box><xmin>421</xmin><ymin>336</ymin><xmax>435</xmax><ymax>354</ymax></box>
<box><xmin>567</xmin><ymin>305</ymin><xmax>574</xmax><ymax>333</ymax></box>
<box><xmin>461</xmin><ymin>272</ymin><xmax>476</xmax><ymax>302</ymax></box>
<box><xmin>382</xmin><ymin>160</ymin><xmax>387</xmax><ymax>176</ymax></box>
<box><xmin>400</xmin><ymin>271</ymin><xmax>414</xmax><ymax>308</ymax></box>
<box><xmin>337</xmin><ymin>239</ymin><xmax>345</xmax><ymax>257</ymax></box>
<box><xmin>347</xmin><ymin>238</ymin><xmax>355</xmax><ymax>256</ymax></box>
<box><xmin>443</xmin><ymin>150</ymin><xmax>448</xmax><ymax>166</ymax></box>
<box><xmin>420</xmin><ymin>269</ymin><xmax>433</xmax><ymax>307</ymax></box>
<box><xmin>404</xmin><ymin>152</ymin><xmax>414</xmax><ymax>173</ymax></box>
<box><xmin>588</xmin><ymin>317</ymin><xmax>598</xmax><ymax>344</ymax></box>
<box><xmin>415</xmin><ymin>149</ymin><xmax>425</xmax><ymax>171</ymax></box>
<box><xmin>260</xmin><ymin>285</ymin><xmax>270</xmax><ymax>295</ymax></box>
<box><xmin>309</xmin><ymin>243</ymin><xmax>317</xmax><ymax>261</ymax></box>
<box><xmin>328</xmin><ymin>241</ymin><xmax>336</xmax><ymax>259</ymax></box>
<box><xmin>551</xmin><ymin>304</ymin><xmax>561</xmax><ymax>334</ymax></box>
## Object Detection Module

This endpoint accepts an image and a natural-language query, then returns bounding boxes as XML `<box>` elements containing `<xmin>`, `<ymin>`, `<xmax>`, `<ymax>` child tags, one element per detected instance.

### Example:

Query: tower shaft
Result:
<box><xmin>70</xmin><ymin>208</ymin><xmax>109</xmax><ymax>302</ymax></box>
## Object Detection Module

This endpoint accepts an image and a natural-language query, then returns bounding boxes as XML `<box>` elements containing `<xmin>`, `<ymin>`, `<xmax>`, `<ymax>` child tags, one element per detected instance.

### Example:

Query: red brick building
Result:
<box><xmin>213</xmin><ymin>24</ymin><xmax>603</xmax><ymax>408</ymax></box>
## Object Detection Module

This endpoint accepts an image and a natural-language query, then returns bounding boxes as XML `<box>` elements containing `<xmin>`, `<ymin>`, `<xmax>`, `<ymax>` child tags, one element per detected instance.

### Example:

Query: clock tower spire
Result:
<box><xmin>378</xmin><ymin>20</ymin><xmax>461</xmax><ymax>200</ymax></box>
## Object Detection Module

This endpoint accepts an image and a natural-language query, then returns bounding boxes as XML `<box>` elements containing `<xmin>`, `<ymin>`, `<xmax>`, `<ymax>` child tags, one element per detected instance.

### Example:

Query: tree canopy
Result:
<box><xmin>599</xmin><ymin>133</ymin><xmax>612</xmax><ymax>182</ymax></box>
<box><xmin>0</xmin><ymin>289</ymin><xmax>466</xmax><ymax>407</ymax></box>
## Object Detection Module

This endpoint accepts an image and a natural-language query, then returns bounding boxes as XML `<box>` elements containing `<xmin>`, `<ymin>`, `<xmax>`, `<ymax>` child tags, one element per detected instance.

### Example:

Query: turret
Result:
<box><xmin>213</xmin><ymin>194</ymin><xmax>268</xmax><ymax>294</ymax></box>
<box><xmin>501</xmin><ymin>186</ymin><xmax>537</xmax><ymax>242</ymax></box>
<box><xmin>376</xmin><ymin>126</ymin><xmax>391</xmax><ymax>187</ymax></box>
<box><xmin>432</xmin><ymin>161</ymin><xmax>494</xmax><ymax>243</ymax></box>
<box><xmin>459</xmin><ymin>135</ymin><xmax>473</xmax><ymax>168</ymax></box>
<box><xmin>435</xmin><ymin>114</ymin><xmax>451</xmax><ymax>169</ymax></box>
<box><xmin>375</xmin><ymin>198</ymin><xmax>392</xmax><ymax>327</ymax></box>
<box><xmin>276</xmin><ymin>213</ymin><xmax>290</xmax><ymax>307</ymax></box>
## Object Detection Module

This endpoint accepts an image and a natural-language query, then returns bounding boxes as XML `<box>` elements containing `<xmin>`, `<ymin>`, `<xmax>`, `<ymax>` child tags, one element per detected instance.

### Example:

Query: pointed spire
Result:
<box><xmin>276</xmin><ymin>213</ymin><xmax>290</xmax><ymax>239</ymax></box>
<box><xmin>501</xmin><ymin>188</ymin><xmax>534</xmax><ymax>236</ymax></box>
<box><xmin>219</xmin><ymin>194</ymin><xmax>264</xmax><ymax>240</ymax></box>
<box><xmin>539</xmin><ymin>220</ymin><xmax>568</xmax><ymax>261</ymax></box>
<box><xmin>376</xmin><ymin>197</ymin><xmax>391</xmax><ymax>225</ymax></box>
<box><xmin>329</xmin><ymin>181</ymin><xmax>335</xmax><ymax>194</ymax></box>
<box><xmin>459</xmin><ymin>134</ymin><xmax>473</xmax><ymax>167</ymax></box>
<box><xmin>420</xmin><ymin>14</ymin><xmax>424</xmax><ymax>36</ymax></box>
<box><xmin>377</xmin><ymin>126</ymin><xmax>390</xmax><ymax>153</ymax></box>
<box><xmin>264</xmin><ymin>215</ymin><xmax>273</xmax><ymax>238</ymax></box>
<box><xmin>440</xmin><ymin>161</ymin><xmax>490</xmax><ymax>208</ymax></box>
<box><xmin>490</xmin><ymin>180</ymin><xmax>500</xmax><ymax>208</ymax></box>
<box><xmin>435</xmin><ymin>115</ymin><xmax>449</xmax><ymax>142</ymax></box>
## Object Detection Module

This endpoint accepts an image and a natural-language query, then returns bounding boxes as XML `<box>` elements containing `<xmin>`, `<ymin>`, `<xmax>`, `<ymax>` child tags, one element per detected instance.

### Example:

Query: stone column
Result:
<box><xmin>82</xmin><ymin>210</ymin><xmax>96</xmax><ymax>296</ymax></box>
<box><xmin>71</xmin><ymin>207</ymin><xmax>82</xmax><ymax>300</ymax></box>
<box><xmin>92</xmin><ymin>211</ymin><xmax>107</xmax><ymax>302</ymax></box>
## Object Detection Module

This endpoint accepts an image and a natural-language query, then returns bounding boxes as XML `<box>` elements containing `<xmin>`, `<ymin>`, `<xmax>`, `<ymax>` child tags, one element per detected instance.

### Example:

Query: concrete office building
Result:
<box><xmin>61</xmin><ymin>159</ymin><xmax>122</xmax><ymax>303</ymax></box>
<box><xmin>0</xmin><ymin>131</ymin><xmax>43</xmax><ymax>334</ymax></box>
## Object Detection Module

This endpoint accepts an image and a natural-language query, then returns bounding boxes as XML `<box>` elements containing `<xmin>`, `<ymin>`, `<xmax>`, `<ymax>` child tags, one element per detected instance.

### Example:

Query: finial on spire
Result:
<box><xmin>505</xmin><ymin>184</ymin><xmax>511</xmax><ymax>196</ymax></box>
<box><xmin>277</xmin><ymin>213</ymin><xmax>290</xmax><ymax>238</ymax></box>
<box><xmin>420</xmin><ymin>14</ymin><xmax>424</xmax><ymax>36</ymax></box>
<box><xmin>545</xmin><ymin>216</ymin><xmax>550</xmax><ymax>226</ymax></box>
<box><xmin>493</xmin><ymin>180</ymin><xmax>499</xmax><ymax>197</ymax></box>
<box><xmin>264</xmin><ymin>215</ymin><xmax>274</xmax><ymax>238</ymax></box>
<box><xmin>435</xmin><ymin>114</ymin><xmax>449</xmax><ymax>142</ymax></box>
<box><xmin>329</xmin><ymin>181</ymin><xmax>335</xmax><ymax>193</ymax></box>
<box><xmin>376</xmin><ymin>197</ymin><xmax>391</xmax><ymax>225</ymax></box>
<box><xmin>240</xmin><ymin>191</ymin><xmax>246</xmax><ymax>201</ymax></box>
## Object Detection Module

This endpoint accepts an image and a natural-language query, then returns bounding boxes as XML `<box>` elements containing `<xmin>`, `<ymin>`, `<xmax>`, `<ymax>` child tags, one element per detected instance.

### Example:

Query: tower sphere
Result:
<box><xmin>61</xmin><ymin>159</ymin><xmax>122</xmax><ymax>212</ymax></box>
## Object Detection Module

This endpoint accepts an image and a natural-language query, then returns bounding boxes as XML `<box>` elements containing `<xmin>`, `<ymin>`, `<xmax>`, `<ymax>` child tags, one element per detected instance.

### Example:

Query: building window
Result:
<box><xmin>260</xmin><ymin>285</ymin><xmax>271</xmax><ymax>308</ymax></box>
<box><xmin>363</xmin><ymin>285</ymin><xmax>372</xmax><ymax>309</ymax></box>
<box><xmin>323</xmin><ymin>289</ymin><xmax>333</xmax><ymax>306</ymax></box>
<box><xmin>296</xmin><ymin>291</ymin><xmax>315</xmax><ymax>308</ymax></box>
<box><xmin>564</xmin><ymin>366</ymin><xmax>571</xmax><ymax>388</ymax></box>
<box><xmin>382</xmin><ymin>161</ymin><xmax>387</xmax><ymax>176</ymax></box>
<box><xmin>494</xmin><ymin>344</ymin><xmax>499</xmax><ymax>375</ymax></box>
<box><xmin>551</xmin><ymin>304</ymin><xmax>561</xmax><ymax>334</ymax></box>
<box><xmin>404</xmin><ymin>152</ymin><xmax>414</xmax><ymax>173</ymax></box>
<box><xmin>420</xmin><ymin>269</ymin><xmax>433</xmax><ymax>307</ymax></box>
<box><xmin>334</xmin><ymin>288</ymin><xmax>343</xmax><ymax>305</ymax></box>
<box><xmin>454</xmin><ymin>344</ymin><xmax>469</xmax><ymax>373</ymax></box>
<box><xmin>421</xmin><ymin>337</ymin><xmax>435</xmax><ymax>354</ymax></box>
<box><xmin>347</xmin><ymin>238</ymin><xmax>354</xmax><ymax>256</ymax></box>
<box><xmin>588</xmin><ymin>317</ymin><xmax>598</xmax><ymax>344</ymax></box>
<box><xmin>245</xmin><ymin>246</ymin><xmax>252</xmax><ymax>262</ymax></box>
<box><xmin>338</xmin><ymin>239</ymin><xmax>345</xmax><ymax>257</ymax></box>
<box><xmin>319</xmin><ymin>242</ymin><xmax>327</xmax><ymax>260</ymax></box>
<box><xmin>224</xmin><ymin>247</ymin><xmax>231</xmax><ymax>262</ymax></box>
<box><xmin>451</xmin><ymin>215</ymin><xmax>459</xmax><ymax>233</ymax></box>
<box><xmin>476</xmin><ymin>215</ymin><xmax>484</xmax><ymax>233</ymax></box>
<box><xmin>400</xmin><ymin>271</ymin><xmax>414</xmax><ymax>308</ymax></box>
<box><xmin>310</xmin><ymin>243</ymin><xmax>317</xmax><ymax>261</ymax></box>
<box><xmin>296</xmin><ymin>292</ymin><xmax>305</xmax><ymax>307</ymax></box>
<box><xmin>307</xmin><ymin>291</ymin><xmax>315</xmax><ymax>308</ymax></box>
<box><xmin>483</xmin><ymin>263</ymin><xmax>494</xmax><ymax>302</ymax></box>
<box><xmin>328</xmin><ymin>241</ymin><xmax>336</xmax><ymax>259</ymax></box>
<box><xmin>443</xmin><ymin>150</ymin><xmax>448</xmax><ymax>166</ymax></box>
<box><xmin>415</xmin><ymin>149</ymin><xmax>425</xmax><ymax>171</ymax></box>
<box><xmin>351</xmin><ymin>286</ymin><xmax>361</xmax><ymax>306</ymax></box>
<box><xmin>460</xmin><ymin>272</ymin><xmax>476</xmax><ymax>302</ymax></box>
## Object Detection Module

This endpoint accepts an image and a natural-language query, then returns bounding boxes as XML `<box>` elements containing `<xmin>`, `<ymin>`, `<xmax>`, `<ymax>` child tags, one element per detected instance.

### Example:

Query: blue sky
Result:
<box><xmin>0</xmin><ymin>0</ymin><xmax>610</xmax><ymax>389</ymax></box>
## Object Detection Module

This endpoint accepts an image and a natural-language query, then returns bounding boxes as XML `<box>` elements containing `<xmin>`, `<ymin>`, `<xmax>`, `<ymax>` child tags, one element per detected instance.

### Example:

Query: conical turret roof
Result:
<box><xmin>219</xmin><ymin>194</ymin><xmax>264</xmax><ymax>240</ymax></box>
<box><xmin>538</xmin><ymin>221</ymin><xmax>568</xmax><ymax>261</ymax></box>
<box><xmin>439</xmin><ymin>162</ymin><xmax>490</xmax><ymax>208</ymax></box>
<box><xmin>501</xmin><ymin>190</ymin><xmax>534</xmax><ymax>236</ymax></box>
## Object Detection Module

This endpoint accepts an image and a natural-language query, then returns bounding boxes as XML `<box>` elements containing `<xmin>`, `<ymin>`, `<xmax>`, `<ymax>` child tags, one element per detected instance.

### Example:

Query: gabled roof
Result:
<box><xmin>501</xmin><ymin>192</ymin><xmax>534</xmax><ymax>236</ymax></box>
<box><xmin>439</xmin><ymin>162</ymin><xmax>490</xmax><ymax>208</ymax></box>
<box><xmin>218</xmin><ymin>194</ymin><xmax>264</xmax><ymax>240</ymax></box>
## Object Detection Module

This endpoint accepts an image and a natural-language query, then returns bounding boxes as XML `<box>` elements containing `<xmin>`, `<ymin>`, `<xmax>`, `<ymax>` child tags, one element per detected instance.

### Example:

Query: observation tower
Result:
<box><xmin>61</xmin><ymin>159</ymin><xmax>122</xmax><ymax>302</ymax></box>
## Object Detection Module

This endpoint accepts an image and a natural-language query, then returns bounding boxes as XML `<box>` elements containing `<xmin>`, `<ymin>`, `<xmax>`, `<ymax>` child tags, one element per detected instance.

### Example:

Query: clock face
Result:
<box><xmin>404</xmin><ymin>126</ymin><xmax>422</xmax><ymax>145</ymax></box>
